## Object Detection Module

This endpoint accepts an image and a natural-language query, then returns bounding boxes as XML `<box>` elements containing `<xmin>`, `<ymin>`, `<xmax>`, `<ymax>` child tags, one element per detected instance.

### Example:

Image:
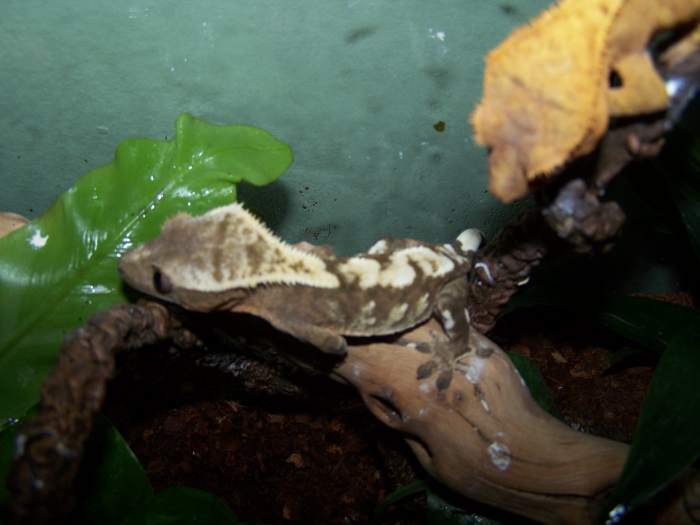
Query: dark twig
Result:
<box><xmin>6</xmin><ymin>301</ymin><xmax>176</xmax><ymax>525</ymax></box>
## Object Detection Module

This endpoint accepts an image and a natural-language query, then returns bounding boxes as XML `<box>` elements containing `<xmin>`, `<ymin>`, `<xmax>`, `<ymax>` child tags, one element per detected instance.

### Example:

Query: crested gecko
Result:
<box><xmin>119</xmin><ymin>203</ymin><xmax>482</xmax><ymax>389</ymax></box>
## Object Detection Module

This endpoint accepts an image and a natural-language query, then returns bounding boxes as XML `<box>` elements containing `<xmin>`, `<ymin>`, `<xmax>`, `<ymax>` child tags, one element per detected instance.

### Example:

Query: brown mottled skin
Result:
<box><xmin>119</xmin><ymin>204</ymin><xmax>481</xmax><ymax>388</ymax></box>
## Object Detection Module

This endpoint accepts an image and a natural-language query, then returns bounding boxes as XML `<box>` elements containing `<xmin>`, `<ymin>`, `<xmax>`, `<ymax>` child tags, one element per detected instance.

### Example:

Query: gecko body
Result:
<box><xmin>119</xmin><ymin>203</ymin><xmax>481</xmax><ymax>388</ymax></box>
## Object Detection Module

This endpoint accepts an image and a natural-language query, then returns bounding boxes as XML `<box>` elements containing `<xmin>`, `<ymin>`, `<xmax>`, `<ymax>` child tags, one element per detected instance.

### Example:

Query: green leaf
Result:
<box><xmin>0</xmin><ymin>113</ymin><xmax>292</xmax><ymax>423</ymax></box>
<box><xmin>69</xmin><ymin>415</ymin><xmax>153</xmax><ymax>525</ymax></box>
<box><xmin>608</xmin><ymin>325</ymin><xmax>700</xmax><ymax>512</ymax></box>
<box><xmin>120</xmin><ymin>487</ymin><xmax>238</xmax><ymax>525</ymax></box>
<box><xmin>594</xmin><ymin>296</ymin><xmax>700</xmax><ymax>353</ymax></box>
<box><xmin>507</xmin><ymin>353</ymin><xmax>558</xmax><ymax>416</ymax></box>
<box><xmin>373</xmin><ymin>480</ymin><xmax>429</xmax><ymax>517</ymax></box>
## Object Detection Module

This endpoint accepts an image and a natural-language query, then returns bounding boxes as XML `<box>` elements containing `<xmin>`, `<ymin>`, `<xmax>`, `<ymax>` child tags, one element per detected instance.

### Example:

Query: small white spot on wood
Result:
<box><xmin>464</xmin><ymin>308</ymin><xmax>470</xmax><ymax>323</ymax></box>
<box><xmin>464</xmin><ymin>357</ymin><xmax>485</xmax><ymax>384</ymax></box>
<box><xmin>480</xmin><ymin>398</ymin><xmax>490</xmax><ymax>413</ymax></box>
<box><xmin>352</xmin><ymin>362</ymin><xmax>365</xmax><ymax>378</ymax></box>
<box><xmin>419</xmin><ymin>382</ymin><xmax>433</xmax><ymax>393</ymax></box>
<box><xmin>488</xmin><ymin>442</ymin><xmax>511</xmax><ymax>471</ymax></box>
<box><xmin>418</xmin><ymin>407</ymin><xmax>429</xmax><ymax>418</ymax></box>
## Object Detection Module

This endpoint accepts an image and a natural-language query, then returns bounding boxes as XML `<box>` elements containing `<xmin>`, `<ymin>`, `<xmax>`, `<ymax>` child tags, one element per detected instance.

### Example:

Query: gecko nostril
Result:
<box><xmin>153</xmin><ymin>268</ymin><xmax>173</xmax><ymax>294</ymax></box>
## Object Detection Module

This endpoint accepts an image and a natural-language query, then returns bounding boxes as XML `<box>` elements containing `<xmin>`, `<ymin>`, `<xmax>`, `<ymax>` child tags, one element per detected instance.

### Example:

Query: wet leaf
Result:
<box><xmin>608</xmin><ymin>325</ymin><xmax>700</xmax><ymax>511</ymax></box>
<box><xmin>0</xmin><ymin>114</ymin><xmax>292</xmax><ymax>423</ymax></box>
<box><xmin>507</xmin><ymin>353</ymin><xmax>558</xmax><ymax>416</ymax></box>
<box><xmin>120</xmin><ymin>487</ymin><xmax>238</xmax><ymax>525</ymax></box>
<box><xmin>69</xmin><ymin>415</ymin><xmax>153</xmax><ymax>525</ymax></box>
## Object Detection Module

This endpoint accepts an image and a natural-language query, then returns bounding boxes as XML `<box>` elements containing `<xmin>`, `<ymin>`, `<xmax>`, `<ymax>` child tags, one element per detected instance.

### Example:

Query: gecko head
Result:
<box><xmin>118</xmin><ymin>203</ymin><xmax>340</xmax><ymax>310</ymax></box>
<box><xmin>118</xmin><ymin>213</ymin><xmax>201</xmax><ymax>307</ymax></box>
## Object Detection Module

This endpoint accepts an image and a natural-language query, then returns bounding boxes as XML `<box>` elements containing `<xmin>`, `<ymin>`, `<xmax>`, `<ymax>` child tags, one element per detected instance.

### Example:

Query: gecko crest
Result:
<box><xmin>120</xmin><ymin>203</ymin><xmax>341</xmax><ymax>295</ymax></box>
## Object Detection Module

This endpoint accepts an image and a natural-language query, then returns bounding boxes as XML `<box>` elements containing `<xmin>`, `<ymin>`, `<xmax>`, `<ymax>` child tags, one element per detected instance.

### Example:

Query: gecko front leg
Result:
<box><xmin>416</xmin><ymin>278</ymin><xmax>472</xmax><ymax>390</ymax></box>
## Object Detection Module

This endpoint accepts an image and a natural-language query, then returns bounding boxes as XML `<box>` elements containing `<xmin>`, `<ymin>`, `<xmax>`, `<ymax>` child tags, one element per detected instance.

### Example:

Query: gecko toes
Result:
<box><xmin>413</xmin><ymin>342</ymin><xmax>432</xmax><ymax>354</ymax></box>
<box><xmin>436</xmin><ymin>369</ymin><xmax>453</xmax><ymax>390</ymax></box>
<box><xmin>416</xmin><ymin>360</ymin><xmax>436</xmax><ymax>379</ymax></box>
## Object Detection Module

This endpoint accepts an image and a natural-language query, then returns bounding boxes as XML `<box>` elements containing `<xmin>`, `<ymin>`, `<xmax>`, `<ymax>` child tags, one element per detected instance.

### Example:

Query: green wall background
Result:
<box><xmin>0</xmin><ymin>0</ymin><xmax>549</xmax><ymax>254</ymax></box>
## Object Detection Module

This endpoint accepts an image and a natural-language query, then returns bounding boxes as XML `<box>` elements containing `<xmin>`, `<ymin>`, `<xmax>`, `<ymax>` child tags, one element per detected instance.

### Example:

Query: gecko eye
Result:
<box><xmin>152</xmin><ymin>268</ymin><xmax>173</xmax><ymax>294</ymax></box>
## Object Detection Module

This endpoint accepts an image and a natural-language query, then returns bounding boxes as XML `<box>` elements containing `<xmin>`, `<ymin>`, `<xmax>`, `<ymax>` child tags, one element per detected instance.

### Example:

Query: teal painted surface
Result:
<box><xmin>0</xmin><ymin>0</ymin><xmax>549</xmax><ymax>254</ymax></box>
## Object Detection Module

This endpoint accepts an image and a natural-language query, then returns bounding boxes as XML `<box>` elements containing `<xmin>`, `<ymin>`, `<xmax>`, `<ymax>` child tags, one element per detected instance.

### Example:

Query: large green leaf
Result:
<box><xmin>0</xmin><ymin>114</ymin><xmax>292</xmax><ymax>423</ymax></box>
<box><xmin>69</xmin><ymin>415</ymin><xmax>154</xmax><ymax>525</ymax></box>
<box><xmin>120</xmin><ymin>487</ymin><xmax>238</xmax><ymax>525</ymax></box>
<box><xmin>608</xmin><ymin>325</ymin><xmax>700</xmax><ymax>513</ymax></box>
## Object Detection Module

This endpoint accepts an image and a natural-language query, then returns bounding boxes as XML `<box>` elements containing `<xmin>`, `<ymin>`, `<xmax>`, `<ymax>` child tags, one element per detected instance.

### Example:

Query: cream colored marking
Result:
<box><xmin>377</xmin><ymin>255</ymin><xmax>416</xmax><ymax>287</ymax></box>
<box><xmin>442</xmin><ymin>243</ymin><xmax>457</xmax><ymax>255</ymax></box>
<box><xmin>388</xmin><ymin>303</ymin><xmax>409</xmax><ymax>323</ymax></box>
<box><xmin>464</xmin><ymin>308</ymin><xmax>471</xmax><ymax>323</ymax></box>
<box><xmin>416</xmin><ymin>293</ymin><xmax>430</xmax><ymax>313</ymax></box>
<box><xmin>408</xmin><ymin>246</ymin><xmax>455</xmax><ymax>276</ymax></box>
<box><xmin>474</xmin><ymin>261</ymin><xmax>493</xmax><ymax>283</ymax></box>
<box><xmin>418</xmin><ymin>407</ymin><xmax>429</xmax><ymax>418</ymax></box>
<box><xmin>441</xmin><ymin>309</ymin><xmax>455</xmax><ymax>330</ymax></box>
<box><xmin>480</xmin><ymin>398</ymin><xmax>491</xmax><ymax>413</ymax></box>
<box><xmin>487</xmin><ymin>442</ymin><xmax>511</xmax><ymax>471</ymax></box>
<box><xmin>368</xmin><ymin>239</ymin><xmax>388</xmax><ymax>255</ymax></box>
<box><xmin>376</xmin><ymin>246</ymin><xmax>457</xmax><ymax>288</ymax></box>
<box><xmin>358</xmin><ymin>300</ymin><xmax>377</xmax><ymax>326</ymax></box>
<box><xmin>517</xmin><ymin>276</ymin><xmax>530</xmax><ymax>286</ymax></box>
<box><xmin>129</xmin><ymin>203</ymin><xmax>341</xmax><ymax>291</ymax></box>
<box><xmin>338</xmin><ymin>257</ymin><xmax>381</xmax><ymax>288</ymax></box>
<box><xmin>456</xmin><ymin>228</ymin><xmax>482</xmax><ymax>253</ymax></box>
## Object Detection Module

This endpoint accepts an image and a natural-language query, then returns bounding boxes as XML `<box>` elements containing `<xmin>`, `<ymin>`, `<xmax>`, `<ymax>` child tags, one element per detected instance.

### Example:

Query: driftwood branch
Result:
<box><xmin>337</xmin><ymin>321</ymin><xmax>628</xmax><ymax>525</ymax></box>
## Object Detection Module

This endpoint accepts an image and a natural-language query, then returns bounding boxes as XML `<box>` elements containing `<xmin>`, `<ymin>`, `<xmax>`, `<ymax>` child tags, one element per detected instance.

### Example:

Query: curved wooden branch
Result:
<box><xmin>6</xmin><ymin>302</ymin><xmax>175</xmax><ymax>525</ymax></box>
<box><xmin>336</xmin><ymin>321</ymin><xmax>628</xmax><ymax>525</ymax></box>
